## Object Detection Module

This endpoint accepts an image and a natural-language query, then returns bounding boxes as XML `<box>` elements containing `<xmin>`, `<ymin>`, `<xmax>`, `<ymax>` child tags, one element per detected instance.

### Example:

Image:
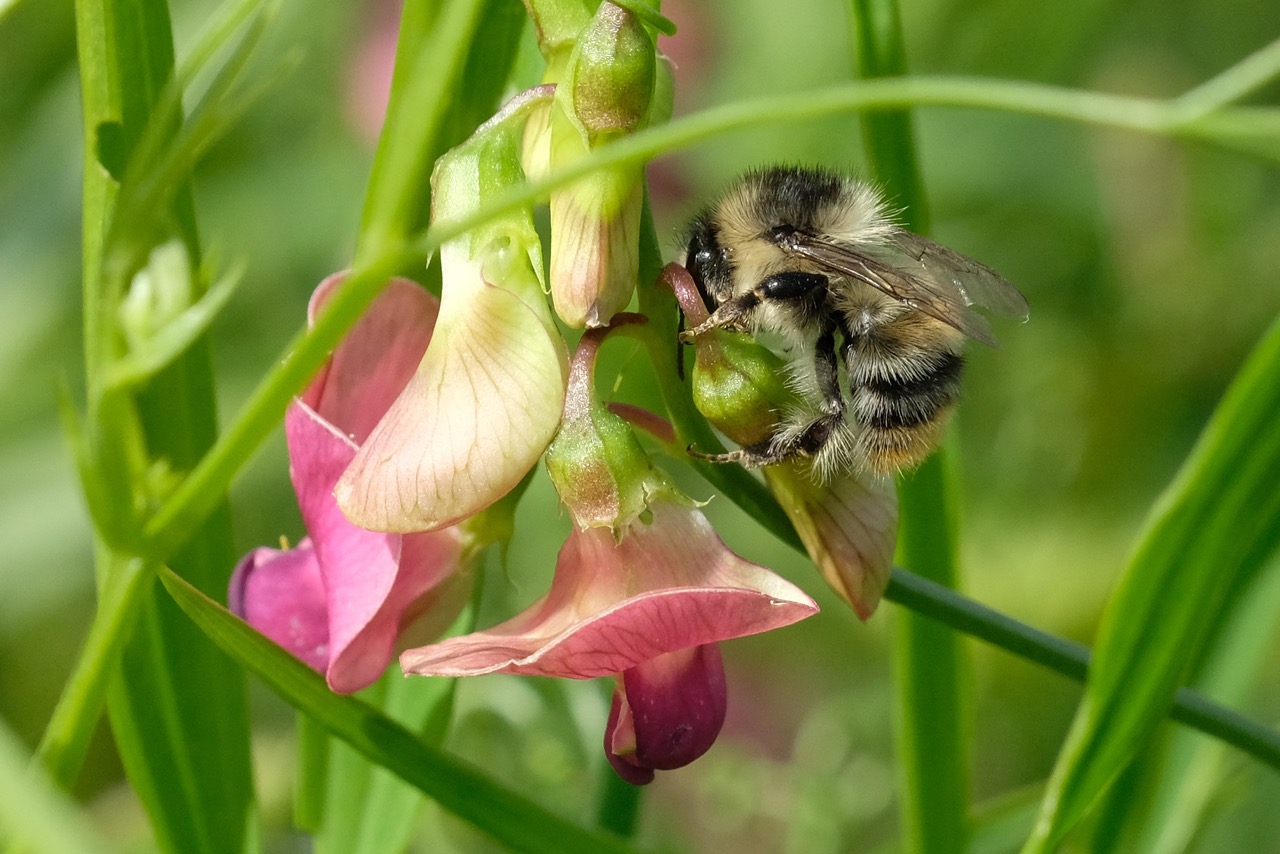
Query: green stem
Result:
<box><xmin>354</xmin><ymin>0</ymin><xmax>485</xmax><ymax>266</ymax></box>
<box><xmin>848</xmin><ymin>2</ymin><xmax>967</xmax><ymax>850</ymax></box>
<box><xmin>1171</xmin><ymin>34</ymin><xmax>1280</xmax><ymax>120</ymax></box>
<box><xmin>35</xmin><ymin>554</ymin><xmax>148</xmax><ymax>783</ymax></box>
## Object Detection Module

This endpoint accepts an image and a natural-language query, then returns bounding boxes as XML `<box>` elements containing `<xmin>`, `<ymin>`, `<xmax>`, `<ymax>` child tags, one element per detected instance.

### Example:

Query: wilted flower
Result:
<box><xmin>666</xmin><ymin>263</ymin><xmax>899</xmax><ymax>618</ymax></box>
<box><xmin>230</xmin><ymin>275</ymin><xmax>466</xmax><ymax>693</ymax></box>
<box><xmin>336</xmin><ymin>88</ymin><xmax>569</xmax><ymax>533</ymax></box>
<box><xmin>401</xmin><ymin>323</ymin><xmax>818</xmax><ymax>782</ymax></box>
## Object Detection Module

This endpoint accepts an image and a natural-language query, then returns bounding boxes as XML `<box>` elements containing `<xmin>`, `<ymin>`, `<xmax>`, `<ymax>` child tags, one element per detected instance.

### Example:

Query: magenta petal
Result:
<box><xmin>605</xmin><ymin>688</ymin><xmax>653</xmax><ymax>786</ymax></box>
<box><xmin>229</xmin><ymin>542</ymin><xmax>329</xmax><ymax>673</ymax></box>
<box><xmin>287</xmin><ymin>385</ymin><xmax>462</xmax><ymax>695</ymax></box>
<box><xmin>304</xmin><ymin>274</ymin><xmax>439</xmax><ymax>445</ymax></box>
<box><xmin>400</xmin><ymin>500</ymin><xmax>818</xmax><ymax>679</ymax></box>
<box><xmin>605</xmin><ymin>644</ymin><xmax>727</xmax><ymax>785</ymax></box>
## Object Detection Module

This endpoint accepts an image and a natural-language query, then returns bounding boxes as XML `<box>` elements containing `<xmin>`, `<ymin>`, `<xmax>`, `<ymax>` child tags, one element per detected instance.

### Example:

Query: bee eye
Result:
<box><xmin>767</xmin><ymin>225</ymin><xmax>800</xmax><ymax>247</ymax></box>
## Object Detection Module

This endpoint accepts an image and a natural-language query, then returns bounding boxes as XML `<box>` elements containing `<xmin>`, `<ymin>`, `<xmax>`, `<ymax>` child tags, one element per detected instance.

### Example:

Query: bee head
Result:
<box><xmin>684</xmin><ymin>217</ymin><xmax>732</xmax><ymax>311</ymax></box>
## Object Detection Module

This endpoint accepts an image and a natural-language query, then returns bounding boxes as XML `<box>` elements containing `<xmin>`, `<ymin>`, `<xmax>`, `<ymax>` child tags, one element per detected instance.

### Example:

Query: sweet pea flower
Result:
<box><xmin>336</xmin><ymin>89</ymin><xmax>569</xmax><ymax>533</ymax></box>
<box><xmin>666</xmin><ymin>263</ymin><xmax>899</xmax><ymax>618</ymax></box>
<box><xmin>401</xmin><ymin>322</ymin><xmax>819</xmax><ymax>783</ymax></box>
<box><xmin>230</xmin><ymin>275</ymin><xmax>466</xmax><ymax>693</ymax></box>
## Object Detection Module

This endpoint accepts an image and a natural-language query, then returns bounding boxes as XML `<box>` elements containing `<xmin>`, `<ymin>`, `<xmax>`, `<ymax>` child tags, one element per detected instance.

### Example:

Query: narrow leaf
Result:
<box><xmin>74</xmin><ymin>0</ymin><xmax>256</xmax><ymax>849</ymax></box>
<box><xmin>1027</xmin><ymin>315</ymin><xmax>1280</xmax><ymax>850</ymax></box>
<box><xmin>157</xmin><ymin>566</ymin><xmax>643</xmax><ymax>854</ymax></box>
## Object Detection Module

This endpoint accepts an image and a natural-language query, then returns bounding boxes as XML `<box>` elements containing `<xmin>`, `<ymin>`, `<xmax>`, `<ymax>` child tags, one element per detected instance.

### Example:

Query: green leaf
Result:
<box><xmin>157</xmin><ymin>566</ymin><xmax>643</xmax><ymax>854</ymax></box>
<box><xmin>317</xmin><ymin>603</ymin><xmax>474</xmax><ymax>854</ymax></box>
<box><xmin>1026</xmin><ymin>314</ymin><xmax>1280</xmax><ymax>851</ymax></box>
<box><xmin>1092</xmin><ymin>552</ymin><xmax>1280</xmax><ymax>853</ymax></box>
<box><xmin>73</xmin><ymin>0</ymin><xmax>257</xmax><ymax>850</ymax></box>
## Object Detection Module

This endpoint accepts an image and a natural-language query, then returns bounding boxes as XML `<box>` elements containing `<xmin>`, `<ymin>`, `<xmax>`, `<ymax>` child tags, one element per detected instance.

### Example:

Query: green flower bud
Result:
<box><xmin>569</xmin><ymin>4</ymin><xmax>655</xmax><ymax>143</ymax></box>
<box><xmin>692</xmin><ymin>330</ymin><xmax>797</xmax><ymax>449</ymax></box>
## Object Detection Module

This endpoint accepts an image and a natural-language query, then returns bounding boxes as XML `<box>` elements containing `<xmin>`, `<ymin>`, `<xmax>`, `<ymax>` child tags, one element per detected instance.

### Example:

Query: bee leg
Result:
<box><xmin>679</xmin><ymin>272</ymin><xmax>828</xmax><ymax>341</ymax></box>
<box><xmin>755</xmin><ymin>324</ymin><xmax>847</xmax><ymax>463</ymax></box>
<box><xmin>690</xmin><ymin>324</ymin><xmax>847</xmax><ymax>470</ymax></box>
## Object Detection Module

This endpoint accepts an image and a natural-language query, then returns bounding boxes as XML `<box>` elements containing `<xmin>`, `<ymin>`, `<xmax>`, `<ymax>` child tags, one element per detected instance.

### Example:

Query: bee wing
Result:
<box><xmin>875</xmin><ymin>231</ymin><xmax>1030</xmax><ymax>320</ymax></box>
<box><xmin>783</xmin><ymin>230</ymin><xmax>1027</xmax><ymax>347</ymax></box>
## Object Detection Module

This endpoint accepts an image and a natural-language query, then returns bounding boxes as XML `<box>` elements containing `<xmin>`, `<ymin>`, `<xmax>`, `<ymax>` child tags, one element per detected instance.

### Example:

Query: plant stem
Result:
<box><xmin>848</xmin><ymin>1</ymin><xmax>968</xmax><ymax>849</ymax></box>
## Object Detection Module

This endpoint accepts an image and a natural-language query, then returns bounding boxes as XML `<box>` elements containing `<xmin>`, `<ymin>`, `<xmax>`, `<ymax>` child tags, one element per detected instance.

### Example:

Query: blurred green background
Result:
<box><xmin>2</xmin><ymin>0</ymin><xmax>1279</xmax><ymax>851</ymax></box>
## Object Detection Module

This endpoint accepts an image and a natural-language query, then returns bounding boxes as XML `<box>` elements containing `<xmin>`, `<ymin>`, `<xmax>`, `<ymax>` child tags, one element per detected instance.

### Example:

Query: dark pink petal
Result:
<box><xmin>304</xmin><ymin>274</ymin><xmax>439</xmax><ymax>445</ymax></box>
<box><xmin>605</xmin><ymin>644</ymin><xmax>727</xmax><ymax>785</ymax></box>
<box><xmin>400</xmin><ymin>499</ymin><xmax>818</xmax><ymax>679</ymax></box>
<box><xmin>229</xmin><ymin>542</ymin><xmax>329</xmax><ymax>673</ymax></box>
<box><xmin>286</xmin><ymin>387</ymin><xmax>462</xmax><ymax>695</ymax></box>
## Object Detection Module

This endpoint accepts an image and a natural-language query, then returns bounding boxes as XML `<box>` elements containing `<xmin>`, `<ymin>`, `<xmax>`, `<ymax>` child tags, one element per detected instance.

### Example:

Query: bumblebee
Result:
<box><xmin>680</xmin><ymin>165</ymin><xmax>1028</xmax><ymax>480</ymax></box>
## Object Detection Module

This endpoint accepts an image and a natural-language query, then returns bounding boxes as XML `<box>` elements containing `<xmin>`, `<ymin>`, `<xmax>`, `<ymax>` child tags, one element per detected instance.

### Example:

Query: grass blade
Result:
<box><xmin>157</xmin><ymin>565</ymin><xmax>643</xmax><ymax>854</ymax></box>
<box><xmin>1026</xmin><ymin>314</ymin><xmax>1280</xmax><ymax>850</ymax></box>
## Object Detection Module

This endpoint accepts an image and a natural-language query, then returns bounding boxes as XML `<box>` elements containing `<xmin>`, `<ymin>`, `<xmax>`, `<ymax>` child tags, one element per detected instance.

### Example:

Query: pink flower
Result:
<box><xmin>401</xmin><ymin>322</ymin><xmax>819</xmax><ymax>782</ymax></box>
<box><xmin>336</xmin><ymin>89</ymin><xmax>569</xmax><ymax>533</ymax></box>
<box><xmin>400</xmin><ymin>500</ymin><xmax>816</xmax><ymax>679</ymax></box>
<box><xmin>230</xmin><ymin>275</ymin><xmax>465</xmax><ymax>694</ymax></box>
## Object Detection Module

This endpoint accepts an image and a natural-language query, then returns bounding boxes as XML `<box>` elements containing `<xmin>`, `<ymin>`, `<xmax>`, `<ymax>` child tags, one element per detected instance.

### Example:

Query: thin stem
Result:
<box><xmin>34</xmin><ymin>554</ymin><xmax>150</xmax><ymax>783</ymax></box>
<box><xmin>848</xmin><ymin>2</ymin><xmax>966</xmax><ymax>849</ymax></box>
<box><xmin>1172</xmin><ymin>35</ymin><xmax>1280</xmax><ymax>120</ymax></box>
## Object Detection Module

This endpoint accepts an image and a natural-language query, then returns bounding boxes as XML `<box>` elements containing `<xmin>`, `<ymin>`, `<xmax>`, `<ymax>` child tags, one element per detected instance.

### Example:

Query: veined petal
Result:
<box><xmin>400</xmin><ymin>499</ymin><xmax>818</xmax><ymax>679</ymax></box>
<box><xmin>548</xmin><ymin>164</ymin><xmax>642</xmax><ymax>328</ymax></box>
<box><xmin>765</xmin><ymin>466</ymin><xmax>897</xmax><ymax>620</ymax></box>
<box><xmin>336</xmin><ymin>242</ymin><xmax>568</xmax><ymax>532</ymax></box>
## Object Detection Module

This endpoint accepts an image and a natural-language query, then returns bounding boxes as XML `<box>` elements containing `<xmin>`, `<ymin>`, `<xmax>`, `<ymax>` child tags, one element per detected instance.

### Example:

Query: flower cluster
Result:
<box><xmin>232</xmin><ymin>2</ymin><xmax>893</xmax><ymax>785</ymax></box>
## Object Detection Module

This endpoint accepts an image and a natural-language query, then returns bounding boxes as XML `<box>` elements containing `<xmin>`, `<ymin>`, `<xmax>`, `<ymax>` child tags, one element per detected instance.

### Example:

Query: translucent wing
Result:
<box><xmin>778</xmin><ymin>228</ymin><xmax>1028</xmax><ymax>347</ymax></box>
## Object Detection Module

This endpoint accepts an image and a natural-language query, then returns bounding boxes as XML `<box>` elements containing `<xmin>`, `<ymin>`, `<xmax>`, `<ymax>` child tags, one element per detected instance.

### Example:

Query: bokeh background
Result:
<box><xmin>3</xmin><ymin>0</ymin><xmax>1279</xmax><ymax>851</ymax></box>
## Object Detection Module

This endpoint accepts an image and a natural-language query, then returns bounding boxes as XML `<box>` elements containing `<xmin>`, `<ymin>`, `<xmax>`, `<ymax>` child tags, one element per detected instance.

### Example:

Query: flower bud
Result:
<box><xmin>605</xmin><ymin>645</ymin><xmax>727</xmax><ymax>785</ymax></box>
<box><xmin>547</xmin><ymin>3</ymin><xmax>668</xmax><ymax>328</ymax></box>
<box><xmin>569</xmin><ymin>3</ymin><xmax>655</xmax><ymax>143</ymax></box>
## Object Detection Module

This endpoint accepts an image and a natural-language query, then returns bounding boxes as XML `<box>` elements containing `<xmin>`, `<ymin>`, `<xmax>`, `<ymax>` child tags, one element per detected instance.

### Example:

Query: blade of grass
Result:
<box><xmin>73</xmin><ymin>0</ymin><xmax>254</xmax><ymax>851</ymax></box>
<box><xmin>156</xmin><ymin>565</ymin><xmax>642</xmax><ymax>854</ymax></box>
<box><xmin>318</xmin><ymin>590</ymin><xmax>478</xmax><ymax>854</ymax></box>
<box><xmin>1093</xmin><ymin>551</ymin><xmax>1280</xmax><ymax>853</ymax></box>
<box><xmin>847</xmin><ymin>2</ymin><xmax>968</xmax><ymax>851</ymax></box>
<box><xmin>1025</xmin><ymin>314</ymin><xmax>1280</xmax><ymax>851</ymax></box>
